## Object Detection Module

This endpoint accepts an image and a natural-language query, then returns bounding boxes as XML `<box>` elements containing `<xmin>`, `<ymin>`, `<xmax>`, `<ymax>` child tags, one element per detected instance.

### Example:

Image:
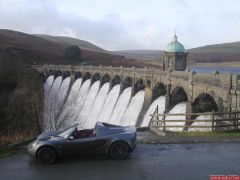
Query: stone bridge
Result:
<box><xmin>32</xmin><ymin>64</ymin><xmax>240</xmax><ymax>125</ymax></box>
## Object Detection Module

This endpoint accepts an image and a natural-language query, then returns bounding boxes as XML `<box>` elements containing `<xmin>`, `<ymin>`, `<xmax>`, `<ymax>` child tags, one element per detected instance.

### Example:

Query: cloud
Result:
<box><xmin>0</xmin><ymin>0</ymin><xmax>240</xmax><ymax>50</ymax></box>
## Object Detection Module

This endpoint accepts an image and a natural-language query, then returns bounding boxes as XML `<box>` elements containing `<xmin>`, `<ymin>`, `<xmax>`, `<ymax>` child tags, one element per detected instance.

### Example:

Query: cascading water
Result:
<box><xmin>57</xmin><ymin>78</ymin><xmax>82</xmax><ymax>128</ymax></box>
<box><xmin>87</xmin><ymin>82</ymin><xmax>110</xmax><ymax>128</ymax></box>
<box><xmin>43</xmin><ymin>75</ymin><xmax>212</xmax><ymax>132</ymax></box>
<box><xmin>78</xmin><ymin>81</ymin><xmax>100</xmax><ymax>128</ymax></box>
<box><xmin>165</xmin><ymin>102</ymin><xmax>187</xmax><ymax>131</ymax></box>
<box><xmin>98</xmin><ymin>84</ymin><xmax>120</xmax><ymax>123</ymax></box>
<box><xmin>121</xmin><ymin>90</ymin><xmax>145</xmax><ymax>126</ymax></box>
<box><xmin>65</xmin><ymin>78</ymin><xmax>82</xmax><ymax>106</ymax></box>
<box><xmin>109</xmin><ymin>87</ymin><xmax>132</xmax><ymax>125</ymax></box>
<box><xmin>43</xmin><ymin>75</ymin><xmax>54</xmax><ymax>95</ymax></box>
<box><xmin>141</xmin><ymin>96</ymin><xmax>166</xmax><ymax>127</ymax></box>
<box><xmin>188</xmin><ymin>113</ymin><xmax>224</xmax><ymax>132</ymax></box>
<box><xmin>57</xmin><ymin>77</ymin><xmax>71</xmax><ymax>110</ymax></box>
<box><xmin>43</xmin><ymin>76</ymin><xmax>63</xmax><ymax>130</ymax></box>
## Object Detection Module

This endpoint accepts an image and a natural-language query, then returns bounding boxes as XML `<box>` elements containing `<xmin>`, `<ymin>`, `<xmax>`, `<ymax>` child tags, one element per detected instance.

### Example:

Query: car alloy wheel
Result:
<box><xmin>110</xmin><ymin>141</ymin><xmax>129</xmax><ymax>160</ymax></box>
<box><xmin>37</xmin><ymin>147</ymin><xmax>57</xmax><ymax>164</ymax></box>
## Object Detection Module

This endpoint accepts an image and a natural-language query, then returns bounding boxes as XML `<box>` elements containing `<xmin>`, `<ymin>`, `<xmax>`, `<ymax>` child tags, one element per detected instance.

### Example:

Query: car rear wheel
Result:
<box><xmin>109</xmin><ymin>141</ymin><xmax>129</xmax><ymax>160</ymax></box>
<box><xmin>37</xmin><ymin>147</ymin><xmax>57</xmax><ymax>164</ymax></box>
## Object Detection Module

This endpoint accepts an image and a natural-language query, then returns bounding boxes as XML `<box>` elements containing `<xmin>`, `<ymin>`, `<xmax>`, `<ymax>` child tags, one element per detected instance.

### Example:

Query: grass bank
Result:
<box><xmin>0</xmin><ymin>148</ymin><xmax>17</xmax><ymax>159</ymax></box>
<box><xmin>173</xmin><ymin>130</ymin><xmax>240</xmax><ymax>137</ymax></box>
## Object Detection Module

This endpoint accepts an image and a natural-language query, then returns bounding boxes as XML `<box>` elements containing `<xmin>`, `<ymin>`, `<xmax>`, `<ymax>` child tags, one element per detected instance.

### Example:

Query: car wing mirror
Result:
<box><xmin>68</xmin><ymin>136</ymin><xmax>74</xmax><ymax>141</ymax></box>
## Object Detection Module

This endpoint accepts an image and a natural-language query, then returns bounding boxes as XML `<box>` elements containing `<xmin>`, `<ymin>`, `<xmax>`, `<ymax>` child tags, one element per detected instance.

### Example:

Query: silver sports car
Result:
<box><xmin>27</xmin><ymin>122</ymin><xmax>137</xmax><ymax>164</ymax></box>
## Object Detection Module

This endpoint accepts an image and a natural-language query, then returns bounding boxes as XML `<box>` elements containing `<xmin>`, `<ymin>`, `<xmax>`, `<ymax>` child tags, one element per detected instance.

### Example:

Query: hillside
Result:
<box><xmin>35</xmin><ymin>34</ymin><xmax>105</xmax><ymax>52</ymax></box>
<box><xmin>112</xmin><ymin>42</ymin><xmax>240</xmax><ymax>65</ymax></box>
<box><xmin>188</xmin><ymin>42</ymin><xmax>240</xmax><ymax>64</ymax></box>
<box><xmin>111</xmin><ymin>50</ymin><xmax>162</xmax><ymax>60</ymax></box>
<box><xmin>0</xmin><ymin>29</ymin><xmax>160</xmax><ymax>68</ymax></box>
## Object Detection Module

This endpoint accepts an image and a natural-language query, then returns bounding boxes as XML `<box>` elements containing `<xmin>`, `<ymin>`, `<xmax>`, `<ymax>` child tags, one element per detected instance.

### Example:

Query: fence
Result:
<box><xmin>149</xmin><ymin>105</ymin><xmax>240</xmax><ymax>132</ymax></box>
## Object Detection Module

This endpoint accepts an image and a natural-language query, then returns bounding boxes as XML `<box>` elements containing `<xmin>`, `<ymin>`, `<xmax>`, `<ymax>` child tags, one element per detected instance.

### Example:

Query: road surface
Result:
<box><xmin>0</xmin><ymin>143</ymin><xmax>240</xmax><ymax>180</ymax></box>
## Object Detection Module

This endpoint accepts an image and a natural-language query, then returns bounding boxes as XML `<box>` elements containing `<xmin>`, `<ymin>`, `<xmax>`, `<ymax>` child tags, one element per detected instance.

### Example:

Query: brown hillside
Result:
<box><xmin>0</xmin><ymin>29</ymin><xmax>160</xmax><ymax>68</ymax></box>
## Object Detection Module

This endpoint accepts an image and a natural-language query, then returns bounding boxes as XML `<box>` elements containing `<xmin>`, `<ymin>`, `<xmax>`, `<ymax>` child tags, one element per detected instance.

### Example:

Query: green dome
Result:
<box><xmin>164</xmin><ymin>35</ymin><xmax>186</xmax><ymax>53</ymax></box>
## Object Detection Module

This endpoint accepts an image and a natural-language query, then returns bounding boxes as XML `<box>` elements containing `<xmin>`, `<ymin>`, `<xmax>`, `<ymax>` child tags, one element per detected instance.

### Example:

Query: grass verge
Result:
<box><xmin>173</xmin><ymin>130</ymin><xmax>240</xmax><ymax>137</ymax></box>
<box><xmin>0</xmin><ymin>148</ymin><xmax>17</xmax><ymax>159</ymax></box>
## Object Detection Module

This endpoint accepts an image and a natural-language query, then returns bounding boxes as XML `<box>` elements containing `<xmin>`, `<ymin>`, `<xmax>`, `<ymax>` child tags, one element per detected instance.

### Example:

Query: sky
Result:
<box><xmin>0</xmin><ymin>0</ymin><xmax>240</xmax><ymax>50</ymax></box>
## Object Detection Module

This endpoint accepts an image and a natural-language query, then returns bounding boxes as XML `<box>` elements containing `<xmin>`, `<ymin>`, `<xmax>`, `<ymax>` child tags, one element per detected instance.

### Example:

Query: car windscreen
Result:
<box><xmin>58</xmin><ymin>126</ymin><xmax>76</xmax><ymax>138</ymax></box>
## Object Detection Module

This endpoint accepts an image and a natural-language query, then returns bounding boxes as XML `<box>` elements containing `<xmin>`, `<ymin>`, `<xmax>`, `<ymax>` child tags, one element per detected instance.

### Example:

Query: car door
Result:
<box><xmin>62</xmin><ymin>136</ymin><xmax>107</xmax><ymax>155</ymax></box>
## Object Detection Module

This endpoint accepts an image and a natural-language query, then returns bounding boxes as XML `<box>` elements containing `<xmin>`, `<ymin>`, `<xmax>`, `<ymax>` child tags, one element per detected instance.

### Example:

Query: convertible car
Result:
<box><xmin>27</xmin><ymin>122</ymin><xmax>137</xmax><ymax>164</ymax></box>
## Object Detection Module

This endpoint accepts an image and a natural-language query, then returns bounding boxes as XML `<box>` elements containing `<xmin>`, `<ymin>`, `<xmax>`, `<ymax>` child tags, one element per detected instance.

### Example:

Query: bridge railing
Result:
<box><xmin>149</xmin><ymin>106</ymin><xmax>240</xmax><ymax>133</ymax></box>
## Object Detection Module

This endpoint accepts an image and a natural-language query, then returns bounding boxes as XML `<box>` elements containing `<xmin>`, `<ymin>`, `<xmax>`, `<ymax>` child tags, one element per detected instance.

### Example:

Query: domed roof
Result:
<box><xmin>164</xmin><ymin>34</ymin><xmax>186</xmax><ymax>53</ymax></box>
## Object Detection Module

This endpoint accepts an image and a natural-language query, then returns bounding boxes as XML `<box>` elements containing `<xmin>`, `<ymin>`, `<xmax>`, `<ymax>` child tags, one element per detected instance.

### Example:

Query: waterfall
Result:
<box><xmin>57</xmin><ymin>77</ymin><xmax>71</xmax><ymax>109</ymax></box>
<box><xmin>57</xmin><ymin>78</ymin><xmax>82</xmax><ymax>128</ymax></box>
<box><xmin>165</xmin><ymin>102</ymin><xmax>187</xmax><ymax>131</ymax></box>
<box><xmin>109</xmin><ymin>87</ymin><xmax>132</xmax><ymax>125</ymax></box>
<box><xmin>43</xmin><ymin>75</ymin><xmax>54</xmax><ymax>95</ymax></box>
<box><xmin>78</xmin><ymin>81</ymin><xmax>100</xmax><ymax>128</ymax></box>
<box><xmin>98</xmin><ymin>84</ymin><xmax>120</xmax><ymax>123</ymax></box>
<box><xmin>43</xmin><ymin>75</ymin><xmax>204</xmax><ymax>131</ymax></box>
<box><xmin>141</xmin><ymin>96</ymin><xmax>166</xmax><ymax>127</ymax></box>
<box><xmin>121</xmin><ymin>90</ymin><xmax>145</xmax><ymax>126</ymax></box>
<box><xmin>87</xmin><ymin>82</ymin><xmax>110</xmax><ymax>128</ymax></box>
<box><xmin>43</xmin><ymin>76</ymin><xmax>63</xmax><ymax>130</ymax></box>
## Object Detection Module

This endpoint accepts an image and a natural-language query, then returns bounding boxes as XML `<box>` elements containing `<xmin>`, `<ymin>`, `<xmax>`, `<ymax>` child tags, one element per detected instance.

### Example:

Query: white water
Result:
<box><xmin>78</xmin><ymin>81</ymin><xmax>100</xmax><ymax>128</ymax></box>
<box><xmin>43</xmin><ymin>76</ymin><xmax>63</xmax><ymax>130</ymax></box>
<box><xmin>141</xmin><ymin>96</ymin><xmax>166</xmax><ymax>127</ymax></box>
<box><xmin>87</xmin><ymin>82</ymin><xmax>110</xmax><ymax>128</ymax></box>
<box><xmin>57</xmin><ymin>77</ymin><xmax>71</xmax><ymax>110</ymax></box>
<box><xmin>109</xmin><ymin>87</ymin><xmax>132</xmax><ymax>125</ymax></box>
<box><xmin>43</xmin><ymin>75</ymin><xmax>54</xmax><ymax>95</ymax></box>
<box><xmin>98</xmin><ymin>84</ymin><xmax>120</xmax><ymax>123</ymax></box>
<box><xmin>57</xmin><ymin>78</ymin><xmax>82</xmax><ymax>128</ymax></box>
<box><xmin>188</xmin><ymin>113</ymin><xmax>225</xmax><ymax>132</ymax></box>
<box><xmin>43</xmin><ymin>75</ymin><xmax>214</xmax><ymax>131</ymax></box>
<box><xmin>121</xmin><ymin>90</ymin><xmax>145</xmax><ymax>126</ymax></box>
<box><xmin>65</xmin><ymin>78</ymin><xmax>82</xmax><ymax>106</ymax></box>
<box><xmin>165</xmin><ymin>102</ymin><xmax>187</xmax><ymax>131</ymax></box>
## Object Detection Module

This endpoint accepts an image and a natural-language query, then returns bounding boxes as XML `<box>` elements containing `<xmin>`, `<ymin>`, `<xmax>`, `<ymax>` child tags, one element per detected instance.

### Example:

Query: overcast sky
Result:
<box><xmin>0</xmin><ymin>0</ymin><xmax>239</xmax><ymax>50</ymax></box>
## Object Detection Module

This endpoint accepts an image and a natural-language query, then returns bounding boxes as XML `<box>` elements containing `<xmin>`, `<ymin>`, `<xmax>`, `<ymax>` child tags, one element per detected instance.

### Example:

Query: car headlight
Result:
<box><xmin>32</xmin><ymin>141</ymin><xmax>39</xmax><ymax>147</ymax></box>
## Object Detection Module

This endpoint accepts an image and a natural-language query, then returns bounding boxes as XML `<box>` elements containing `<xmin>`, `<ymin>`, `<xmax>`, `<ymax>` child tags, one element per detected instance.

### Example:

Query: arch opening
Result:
<box><xmin>92</xmin><ymin>73</ymin><xmax>101</xmax><ymax>83</ymax></box>
<box><xmin>102</xmin><ymin>74</ymin><xmax>110</xmax><ymax>85</ymax></box>
<box><xmin>193</xmin><ymin>93</ymin><xmax>218</xmax><ymax>113</ymax></box>
<box><xmin>134</xmin><ymin>79</ymin><xmax>145</xmax><ymax>95</ymax></box>
<box><xmin>63</xmin><ymin>71</ymin><xmax>71</xmax><ymax>79</ymax></box>
<box><xmin>152</xmin><ymin>82</ymin><xmax>166</xmax><ymax>101</ymax></box>
<box><xmin>83</xmin><ymin>72</ymin><xmax>91</xmax><ymax>82</ymax></box>
<box><xmin>122</xmin><ymin>76</ymin><xmax>133</xmax><ymax>90</ymax></box>
<box><xmin>171</xmin><ymin>86</ymin><xmax>188</xmax><ymax>108</ymax></box>
<box><xmin>74</xmin><ymin>72</ymin><xmax>82</xmax><ymax>80</ymax></box>
<box><xmin>111</xmin><ymin>75</ymin><xmax>121</xmax><ymax>88</ymax></box>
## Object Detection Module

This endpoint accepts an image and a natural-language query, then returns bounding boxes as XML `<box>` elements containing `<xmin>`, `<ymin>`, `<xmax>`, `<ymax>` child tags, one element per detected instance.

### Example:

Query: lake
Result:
<box><xmin>188</xmin><ymin>66</ymin><xmax>240</xmax><ymax>74</ymax></box>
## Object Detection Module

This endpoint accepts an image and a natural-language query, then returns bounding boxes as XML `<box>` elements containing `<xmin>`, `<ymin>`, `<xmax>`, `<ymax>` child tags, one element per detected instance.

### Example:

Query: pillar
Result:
<box><xmin>165</xmin><ymin>84</ymin><xmax>171</xmax><ymax>113</ymax></box>
<box><xmin>136</xmin><ymin>87</ymin><xmax>153</xmax><ymax>127</ymax></box>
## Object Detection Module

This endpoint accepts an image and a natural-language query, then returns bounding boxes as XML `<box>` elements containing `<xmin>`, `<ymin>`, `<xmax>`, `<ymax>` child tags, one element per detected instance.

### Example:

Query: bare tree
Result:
<box><xmin>42</xmin><ymin>84</ymin><xmax>82</xmax><ymax>131</ymax></box>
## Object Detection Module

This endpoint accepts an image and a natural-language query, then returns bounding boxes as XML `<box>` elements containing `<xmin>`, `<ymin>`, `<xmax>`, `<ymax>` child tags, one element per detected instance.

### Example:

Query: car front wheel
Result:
<box><xmin>109</xmin><ymin>141</ymin><xmax>129</xmax><ymax>160</ymax></box>
<box><xmin>37</xmin><ymin>146</ymin><xmax>57</xmax><ymax>164</ymax></box>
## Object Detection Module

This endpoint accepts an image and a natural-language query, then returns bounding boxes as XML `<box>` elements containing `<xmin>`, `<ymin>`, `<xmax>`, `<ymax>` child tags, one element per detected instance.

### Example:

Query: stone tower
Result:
<box><xmin>161</xmin><ymin>34</ymin><xmax>187</xmax><ymax>71</ymax></box>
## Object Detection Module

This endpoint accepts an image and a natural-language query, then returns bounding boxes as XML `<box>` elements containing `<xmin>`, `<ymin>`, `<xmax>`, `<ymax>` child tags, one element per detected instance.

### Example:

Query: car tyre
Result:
<box><xmin>109</xmin><ymin>141</ymin><xmax>129</xmax><ymax>160</ymax></box>
<box><xmin>37</xmin><ymin>146</ymin><xmax>57</xmax><ymax>164</ymax></box>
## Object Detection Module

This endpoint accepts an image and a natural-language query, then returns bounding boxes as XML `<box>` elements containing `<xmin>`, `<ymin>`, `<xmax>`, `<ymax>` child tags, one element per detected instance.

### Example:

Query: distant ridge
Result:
<box><xmin>34</xmin><ymin>34</ymin><xmax>105</xmax><ymax>52</ymax></box>
<box><xmin>0</xmin><ymin>29</ymin><xmax>160</xmax><ymax>68</ymax></box>
<box><xmin>112</xmin><ymin>42</ymin><xmax>240</xmax><ymax>64</ymax></box>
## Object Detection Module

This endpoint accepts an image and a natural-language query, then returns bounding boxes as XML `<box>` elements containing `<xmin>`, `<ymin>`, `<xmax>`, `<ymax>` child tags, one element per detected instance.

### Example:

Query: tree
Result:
<box><xmin>64</xmin><ymin>45</ymin><xmax>82</xmax><ymax>64</ymax></box>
